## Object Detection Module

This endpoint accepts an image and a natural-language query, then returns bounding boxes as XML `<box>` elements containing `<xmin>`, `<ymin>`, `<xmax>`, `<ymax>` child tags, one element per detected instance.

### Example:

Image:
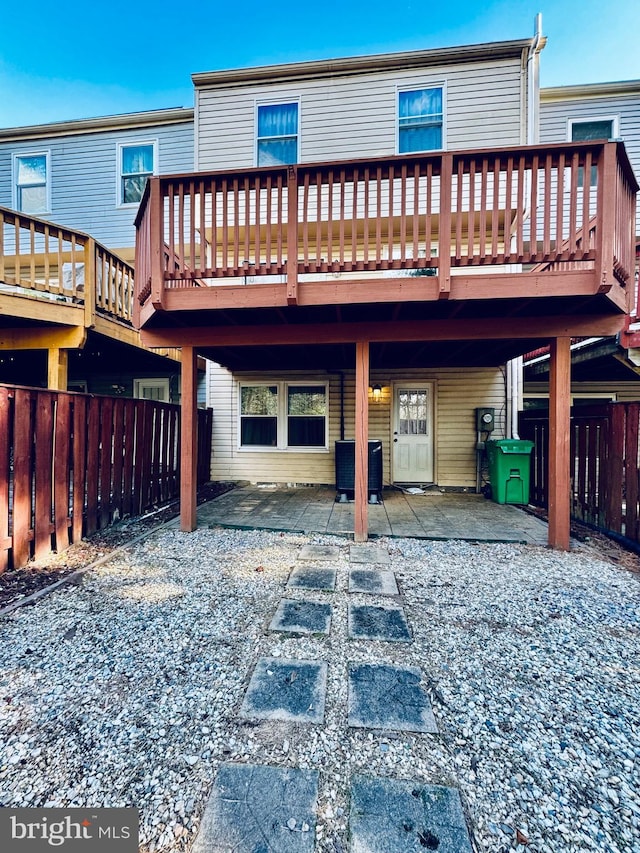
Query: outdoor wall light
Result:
<box><xmin>371</xmin><ymin>383</ymin><xmax>382</xmax><ymax>402</ymax></box>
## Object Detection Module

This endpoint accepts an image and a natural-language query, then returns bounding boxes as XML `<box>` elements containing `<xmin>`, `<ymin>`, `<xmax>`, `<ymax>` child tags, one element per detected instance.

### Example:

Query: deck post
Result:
<box><xmin>47</xmin><ymin>348</ymin><xmax>68</xmax><ymax>391</ymax></box>
<box><xmin>548</xmin><ymin>336</ymin><xmax>571</xmax><ymax>550</ymax></box>
<box><xmin>180</xmin><ymin>345</ymin><xmax>198</xmax><ymax>532</ymax></box>
<box><xmin>354</xmin><ymin>340</ymin><xmax>369</xmax><ymax>542</ymax></box>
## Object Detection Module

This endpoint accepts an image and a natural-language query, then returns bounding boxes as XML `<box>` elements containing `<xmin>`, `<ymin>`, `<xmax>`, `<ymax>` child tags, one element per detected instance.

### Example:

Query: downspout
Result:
<box><xmin>509</xmin><ymin>14</ymin><xmax>543</xmax><ymax>439</ymax></box>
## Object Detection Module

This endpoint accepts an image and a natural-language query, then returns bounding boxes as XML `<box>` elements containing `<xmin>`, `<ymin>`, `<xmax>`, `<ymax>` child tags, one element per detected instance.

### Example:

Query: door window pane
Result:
<box><xmin>398</xmin><ymin>389</ymin><xmax>429</xmax><ymax>435</ymax></box>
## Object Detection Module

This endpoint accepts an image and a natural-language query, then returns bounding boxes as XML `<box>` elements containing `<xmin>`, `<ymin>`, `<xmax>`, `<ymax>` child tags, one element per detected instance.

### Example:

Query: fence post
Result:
<box><xmin>606</xmin><ymin>404</ymin><xmax>625</xmax><ymax>534</ymax></box>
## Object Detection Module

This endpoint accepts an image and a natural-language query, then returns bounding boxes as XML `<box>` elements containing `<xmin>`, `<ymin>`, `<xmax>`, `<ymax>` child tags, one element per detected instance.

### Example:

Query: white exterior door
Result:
<box><xmin>392</xmin><ymin>384</ymin><xmax>434</xmax><ymax>483</ymax></box>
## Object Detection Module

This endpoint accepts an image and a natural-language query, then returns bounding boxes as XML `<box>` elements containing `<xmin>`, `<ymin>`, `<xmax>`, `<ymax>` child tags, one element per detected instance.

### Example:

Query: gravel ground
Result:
<box><xmin>0</xmin><ymin>525</ymin><xmax>639</xmax><ymax>853</ymax></box>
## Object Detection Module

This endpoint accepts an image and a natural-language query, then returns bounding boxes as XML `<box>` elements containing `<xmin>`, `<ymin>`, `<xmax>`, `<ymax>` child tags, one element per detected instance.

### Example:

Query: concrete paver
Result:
<box><xmin>349</xmin><ymin>544</ymin><xmax>391</xmax><ymax>564</ymax></box>
<box><xmin>298</xmin><ymin>544</ymin><xmax>341</xmax><ymax>561</ymax></box>
<box><xmin>349</xmin><ymin>568</ymin><xmax>399</xmax><ymax>596</ymax></box>
<box><xmin>348</xmin><ymin>663</ymin><xmax>438</xmax><ymax>733</ymax></box>
<box><xmin>349</xmin><ymin>775</ymin><xmax>473</xmax><ymax>853</ymax></box>
<box><xmin>286</xmin><ymin>566</ymin><xmax>337</xmax><ymax>592</ymax></box>
<box><xmin>348</xmin><ymin>603</ymin><xmax>412</xmax><ymax>642</ymax></box>
<box><xmin>240</xmin><ymin>658</ymin><xmax>327</xmax><ymax>724</ymax></box>
<box><xmin>192</xmin><ymin>763</ymin><xmax>319</xmax><ymax>853</ymax></box>
<box><xmin>269</xmin><ymin>599</ymin><xmax>332</xmax><ymax>635</ymax></box>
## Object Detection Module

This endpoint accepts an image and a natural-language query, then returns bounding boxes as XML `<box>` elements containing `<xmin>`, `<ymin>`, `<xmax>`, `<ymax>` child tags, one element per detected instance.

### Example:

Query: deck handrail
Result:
<box><xmin>0</xmin><ymin>205</ymin><xmax>135</xmax><ymax>327</ymax></box>
<box><xmin>134</xmin><ymin>141</ymin><xmax>638</xmax><ymax>313</ymax></box>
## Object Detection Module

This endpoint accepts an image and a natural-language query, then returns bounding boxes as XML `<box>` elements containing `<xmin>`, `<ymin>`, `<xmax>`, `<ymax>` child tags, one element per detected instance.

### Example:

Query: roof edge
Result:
<box><xmin>542</xmin><ymin>80</ymin><xmax>640</xmax><ymax>102</ymax></box>
<box><xmin>0</xmin><ymin>107</ymin><xmax>194</xmax><ymax>142</ymax></box>
<box><xmin>192</xmin><ymin>39</ymin><xmax>537</xmax><ymax>89</ymax></box>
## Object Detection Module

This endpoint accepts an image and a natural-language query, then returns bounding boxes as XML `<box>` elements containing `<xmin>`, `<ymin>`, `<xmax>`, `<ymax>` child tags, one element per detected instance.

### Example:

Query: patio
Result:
<box><xmin>195</xmin><ymin>485</ymin><xmax>549</xmax><ymax>545</ymax></box>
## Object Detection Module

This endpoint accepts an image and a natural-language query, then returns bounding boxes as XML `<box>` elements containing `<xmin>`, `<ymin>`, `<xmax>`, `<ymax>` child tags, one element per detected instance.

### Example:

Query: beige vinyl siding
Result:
<box><xmin>524</xmin><ymin>381</ymin><xmax>640</xmax><ymax>402</ymax></box>
<box><xmin>197</xmin><ymin>58</ymin><xmax>526</xmax><ymax>171</ymax></box>
<box><xmin>540</xmin><ymin>88</ymin><xmax>640</xmax><ymax>237</ymax></box>
<box><xmin>207</xmin><ymin>363</ymin><xmax>505</xmax><ymax>489</ymax></box>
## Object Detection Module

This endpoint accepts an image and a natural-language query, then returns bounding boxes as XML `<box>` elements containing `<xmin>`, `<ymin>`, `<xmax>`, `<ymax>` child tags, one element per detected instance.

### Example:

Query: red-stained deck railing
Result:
<box><xmin>134</xmin><ymin>141</ymin><xmax>638</xmax><ymax>314</ymax></box>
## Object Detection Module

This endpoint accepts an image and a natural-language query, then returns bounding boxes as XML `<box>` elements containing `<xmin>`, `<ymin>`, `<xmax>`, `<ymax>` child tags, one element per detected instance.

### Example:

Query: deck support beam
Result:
<box><xmin>47</xmin><ymin>348</ymin><xmax>68</xmax><ymax>391</ymax></box>
<box><xmin>548</xmin><ymin>336</ymin><xmax>571</xmax><ymax>550</ymax></box>
<box><xmin>180</xmin><ymin>346</ymin><xmax>198</xmax><ymax>532</ymax></box>
<box><xmin>354</xmin><ymin>340</ymin><xmax>369</xmax><ymax>542</ymax></box>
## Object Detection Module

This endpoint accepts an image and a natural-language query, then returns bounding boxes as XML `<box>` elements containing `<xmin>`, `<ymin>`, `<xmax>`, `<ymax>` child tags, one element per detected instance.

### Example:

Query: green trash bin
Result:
<box><xmin>486</xmin><ymin>439</ymin><xmax>534</xmax><ymax>504</ymax></box>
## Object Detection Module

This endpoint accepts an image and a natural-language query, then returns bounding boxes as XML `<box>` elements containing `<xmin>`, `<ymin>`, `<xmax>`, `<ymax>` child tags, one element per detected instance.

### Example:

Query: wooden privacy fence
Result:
<box><xmin>520</xmin><ymin>402</ymin><xmax>640</xmax><ymax>545</ymax></box>
<box><xmin>0</xmin><ymin>386</ymin><xmax>213</xmax><ymax>572</ymax></box>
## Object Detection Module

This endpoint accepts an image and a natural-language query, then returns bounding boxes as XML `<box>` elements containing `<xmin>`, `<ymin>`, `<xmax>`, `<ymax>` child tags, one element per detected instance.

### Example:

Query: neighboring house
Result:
<box><xmin>523</xmin><ymin>80</ymin><xmax>640</xmax><ymax>405</ymax></box>
<box><xmin>134</xmin><ymin>34</ymin><xmax>637</xmax><ymax>548</ymax></box>
<box><xmin>0</xmin><ymin>108</ymin><xmax>198</xmax><ymax>399</ymax></box>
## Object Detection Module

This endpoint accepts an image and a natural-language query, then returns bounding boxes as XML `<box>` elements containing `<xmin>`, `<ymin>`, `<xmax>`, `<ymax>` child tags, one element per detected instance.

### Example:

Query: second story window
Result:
<box><xmin>398</xmin><ymin>87</ymin><xmax>443</xmax><ymax>153</ymax></box>
<box><xmin>257</xmin><ymin>102</ymin><xmax>298</xmax><ymax>166</ymax></box>
<box><xmin>119</xmin><ymin>142</ymin><xmax>155</xmax><ymax>205</ymax></box>
<box><xmin>569</xmin><ymin>117</ymin><xmax>617</xmax><ymax>142</ymax></box>
<box><xmin>14</xmin><ymin>153</ymin><xmax>49</xmax><ymax>214</ymax></box>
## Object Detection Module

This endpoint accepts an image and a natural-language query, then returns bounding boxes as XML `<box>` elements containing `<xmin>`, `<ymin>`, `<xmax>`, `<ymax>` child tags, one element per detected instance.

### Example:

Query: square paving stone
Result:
<box><xmin>349</xmin><ymin>603</ymin><xmax>412</xmax><ymax>642</ymax></box>
<box><xmin>287</xmin><ymin>566</ymin><xmax>337</xmax><ymax>591</ymax></box>
<box><xmin>349</xmin><ymin>775</ymin><xmax>472</xmax><ymax>853</ymax></box>
<box><xmin>349</xmin><ymin>568</ymin><xmax>399</xmax><ymax>596</ymax></box>
<box><xmin>298</xmin><ymin>544</ymin><xmax>340</xmax><ymax>561</ymax></box>
<box><xmin>350</xmin><ymin>544</ymin><xmax>391</xmax><ymax>564</ymax></box>
<box><xmin>348</xmin><ymin>663</ymin><xmax>438</xmax><ymax>733</ymax></box>
<box><xmin>240</xmin><ymin>658</ymin><xmax>327</xmax><ymax>723</ymax></box>
<box><xmin>192</xmin><ymin>762</ymin><xmax>318</xmax><ymax>853</ymax></box>
<box><xmin>269</xmin><ymin>599</ymin><xmax>332</xmax><ymax>635</ymax></box>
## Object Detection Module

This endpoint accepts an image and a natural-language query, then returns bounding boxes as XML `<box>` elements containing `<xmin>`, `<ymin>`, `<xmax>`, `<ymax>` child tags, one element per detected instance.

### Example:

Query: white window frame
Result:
<box><xmin>12</xmin><ymin>151</ymin><xmax>51</xmax><ymax>215</ymax></box>
<box><xmin>567</xmin><ymin>115</ymin><xmax>620</xmax><ymax>142</ymax></box>
<box><xmin>254</xmin><ymin>99</ymin><xmax>301</xmax><ymax>167</ymax></box>
<box><xmin>396</xmin><ymin>83</ymin><xmax>446</xmax><ymax>155</ymax></box>
<box><xmin>134</xmin><ymin>377</ymin><xmax>170</xmax><ymax>401</ymax></box>
<box><xmin>524</xmin><ymin>392</ymin><xmax>617</xmax><ymax>407</ymax></box>
<box><xmin>238</xmin><ymin>380</ymin><xmax>329</xmax><ymax>451</ymax></box>
<box><xmin>117</xmin><ymin>139</ymin><xmax>158</xmax><ymax>207</ymax></box>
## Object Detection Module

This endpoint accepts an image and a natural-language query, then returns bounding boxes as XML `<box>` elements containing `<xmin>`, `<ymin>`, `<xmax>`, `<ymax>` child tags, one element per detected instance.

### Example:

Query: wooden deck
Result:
<box><xmin>0</xmin><ymin>206</ymin><xmax>180</xmax><ymax>388</ymax></box>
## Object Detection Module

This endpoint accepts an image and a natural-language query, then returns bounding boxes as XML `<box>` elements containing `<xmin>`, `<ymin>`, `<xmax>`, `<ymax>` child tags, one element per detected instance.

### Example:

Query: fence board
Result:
<box><xmin>0</xmin><ymin>384</ymin><xmax>213</xmax><ymax>570</ymax></box>
<box><xmin>0</xmin><ymin>388</ymin><xmax>10</xmax><ymax>572</ymax></box>
<box><xmin>521</xmin><ymin>402</ymin><xmax>640</xmax><ymax>549</ymax></box>
<box><xmin>54</xmin><ymin>395</ymin><xmax>71</xmax><ymax>551</ymax></box>
<box><xmin>12</xmin><ymin>389</ymin><xmax>33</xmax><ymax>568</ymax></box>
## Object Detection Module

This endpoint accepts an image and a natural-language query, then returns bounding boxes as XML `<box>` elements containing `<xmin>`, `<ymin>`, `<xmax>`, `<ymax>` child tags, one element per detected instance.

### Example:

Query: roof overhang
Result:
<box><xmin>192</xmin><ymin>38</ymin><xmax>542</xmax><ymax>90</ymax></box>
<box><xmin>0</xmin><ymin>108</ymin><xmax>194</xmax><ymax>142</ymax></box>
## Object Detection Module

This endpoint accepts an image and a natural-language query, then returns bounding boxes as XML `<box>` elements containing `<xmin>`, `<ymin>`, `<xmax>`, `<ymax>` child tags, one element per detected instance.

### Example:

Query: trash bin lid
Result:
<box><xmin>488</xmin><ymin>439</ymin><xmax>534</xmax><ymax>454</ymax></box>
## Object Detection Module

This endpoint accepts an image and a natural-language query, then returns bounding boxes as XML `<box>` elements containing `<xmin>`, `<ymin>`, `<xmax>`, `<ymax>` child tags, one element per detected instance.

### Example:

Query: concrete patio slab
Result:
<box><xmin>348</xmin><ymin>663</ymin><xmax>438</xmax><ymax>733</ymax></box>
<box><xmin>192</xmin><ymin>762</ymin><xmax>318</xmax><ymax>853</ymax></box>
<box><xmin>349</xmin><ymin>775</ymin><xmax>473</xmax><ymax>853</ymax></box>
<box><xmin>240</xmin><ymin>658</ymin><xmax>327</xmax><ymax>724</ymax></box>
<box><xmin>196</xmin><ymin>485</ymin><xmax>549</xmax><ymax>545</ymax></box>
<box><xmin>286</xmin><ymin>566</ymin><xmax>337</xmax><ymax>592</ymax></box>
<box><xmin>350</xmin><ymin>544</ymin><xmax>391</xmax><ymax>564</ymax></box>
<box><xmin>298</xmin><ymin>544</ymin><xmax>341</xmax><ymax>561</ymax></box>
<box><xmin>349</xmin><ymin>603</ymin><xmax>412</xmax><ymax>642</ymax></box>
<box><xmin>349</xmin><ymin>568</ymin><xmax>399</xmax><ymax>596</ymax></box>
<box><xmin>269</xmin><ymin>599</ymin><xmax>332</xmax><ymax>635</ymax></box>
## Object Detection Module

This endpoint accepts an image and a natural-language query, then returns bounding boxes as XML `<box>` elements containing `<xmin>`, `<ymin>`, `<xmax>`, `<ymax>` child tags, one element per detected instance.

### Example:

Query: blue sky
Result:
<box><xmin>1</xmin><ymin>0</ymin><xmax>638</xmax><ymax>128</ymax></box>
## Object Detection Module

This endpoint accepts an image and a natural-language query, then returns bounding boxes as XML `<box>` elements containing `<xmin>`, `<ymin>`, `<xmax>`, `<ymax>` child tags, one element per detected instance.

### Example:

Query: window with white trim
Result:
<box><xmin>134</xmin><ymin>378</ymin><xmax>170</xmax><ymax>402</ymax></box>
<box><xmin>569</xmin><ymin>117</ymin><xmax>618</xmax><ymax>142</ymax></box>
<box><xmin>256</xmin><ymin>102</ymin><xmax>299</xmax><ymax>166</ymax></box>
<box><xmin>119</xmin><ymin>141</ymin><xmax>156</xmax><ymax>205</ymax></box>
<box><xmin>239</xmin><ymin>382</ymin><xmax>328</xmax><ymax>449</ymax></box>
<box><xmin>398</xmin><ymin>87</ymin><xmax>443</xmax><ymax>153</ymax></box>
<box><xmin>13</xmin><ymin>152</ymin><xmax>49</xmax><ymax>214</ymax></box>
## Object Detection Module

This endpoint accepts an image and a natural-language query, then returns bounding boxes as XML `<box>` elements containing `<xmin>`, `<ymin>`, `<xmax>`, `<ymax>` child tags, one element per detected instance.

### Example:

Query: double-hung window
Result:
<box><xmin>240</xmin><ymin>382</ymin><xmax>327</xmax><ymax>449</ymax></box>
<box><xmin>398</xmin><ymin>87</ymin><xmax>444</xmax><ymax>153</ymax></box>
<box><xmin>14</xmin><ymin>153</ymin><xmax>49</xmax><ymax>214</ymax></box>
<box><xmin>569</xmin><ymin>117</ymin><xmax>618</xmax><ymax>187</ymax></box>
<box><xmin>256</xmin><ymin>102</ymin><xmax>299</xmax><ymax>166</ymax></box>
<box><xmin>119</xmin><ymin>141</ymin><xmax>156</xmax><ymax>205</ymax></box>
